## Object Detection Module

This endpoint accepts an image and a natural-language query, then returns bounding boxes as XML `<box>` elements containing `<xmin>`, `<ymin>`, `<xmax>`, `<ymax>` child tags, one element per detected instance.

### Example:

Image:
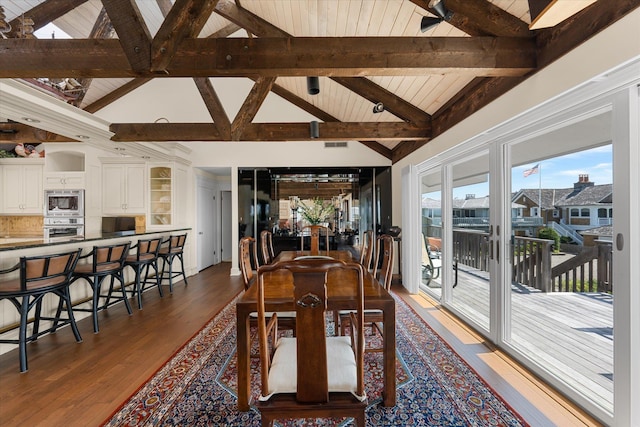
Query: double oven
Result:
<box><xmin>44</xmin><ymin>189</ymin><xmax>85</xmax><ymax>239</ymax></box>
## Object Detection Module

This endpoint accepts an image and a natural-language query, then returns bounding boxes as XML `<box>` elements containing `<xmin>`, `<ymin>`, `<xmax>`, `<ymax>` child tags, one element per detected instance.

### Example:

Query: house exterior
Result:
<box><xmin>512</xmin><ymin>174</ymin><xmax>613</xmax><ymax>236</ymax></box>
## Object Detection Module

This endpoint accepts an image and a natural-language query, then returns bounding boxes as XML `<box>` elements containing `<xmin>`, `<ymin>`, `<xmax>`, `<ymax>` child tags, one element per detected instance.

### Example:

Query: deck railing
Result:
<box><xmin>450</xmin><ymin>229</ymin><xmax>613</xmax><ymax>294</ymax></box>
<box><xmin>551</xmin><ymin>241</ymin><xmax>612</xmax><ymax>293</ymax></box>
<box><xmin>511</xmin><ymin>236</ymin><xmax>553</xmax><ymax>291</ymax></box>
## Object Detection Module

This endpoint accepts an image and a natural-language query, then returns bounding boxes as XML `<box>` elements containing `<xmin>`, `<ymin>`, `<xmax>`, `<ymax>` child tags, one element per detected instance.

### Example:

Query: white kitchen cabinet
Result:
<box><xmin>102</xmin><ymin>163</ymin><xmax>146</xmax><ymax>214</ymax></box>
<box><xmin>44</xmin><ymin>172</ymin><xmax>85</xmax><ymax>189</ymax></box>
<box><xmin>0</xmin><ymin>160</ymin><xmax>44</xmax><ymax>214</ymax></box>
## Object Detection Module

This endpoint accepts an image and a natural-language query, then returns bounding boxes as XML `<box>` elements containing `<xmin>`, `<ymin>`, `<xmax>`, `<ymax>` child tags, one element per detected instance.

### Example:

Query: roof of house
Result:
<box><xmin>555</xmin><ymin>184</ymin><xmax>613</xmax><ymax>207</ymax></box>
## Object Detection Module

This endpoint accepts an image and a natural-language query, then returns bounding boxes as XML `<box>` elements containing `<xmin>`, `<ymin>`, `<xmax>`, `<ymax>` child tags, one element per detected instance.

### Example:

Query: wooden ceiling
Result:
<box><xmin>0</xmin><ymin>0</ymin><xmax>637</xmax><ymax>163</ymax></box>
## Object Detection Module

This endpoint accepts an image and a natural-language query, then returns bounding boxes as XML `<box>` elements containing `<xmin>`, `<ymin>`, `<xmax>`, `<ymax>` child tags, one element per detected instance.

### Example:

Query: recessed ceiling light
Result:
<box><xmin>75</xmin><ymin>134</ymin><xmax>90</xmax><ymax>140</ymax></box>
<box><xmin>22</xmin><ymin>117</ymin><xmax>40</xmax><ymax>123</ymax></box>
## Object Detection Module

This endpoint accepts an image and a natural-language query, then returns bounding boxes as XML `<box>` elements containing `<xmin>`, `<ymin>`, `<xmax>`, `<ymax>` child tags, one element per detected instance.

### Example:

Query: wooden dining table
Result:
<box><xmin>235</xmin><ymin>250</ymin><xmax>396</xmax><ymax>411</ymax></box>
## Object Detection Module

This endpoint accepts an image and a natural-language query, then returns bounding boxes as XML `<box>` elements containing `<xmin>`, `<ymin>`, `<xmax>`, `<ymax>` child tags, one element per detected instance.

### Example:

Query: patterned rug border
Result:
<box><xmin>100</xmin><ymin>290</ymin><xmax>243</xmax><ymax>425</ymax></box>
<box><xmin>103</xmin><ymin>290</ymin><xmax>531</xmax><ymax>426</ymax></box>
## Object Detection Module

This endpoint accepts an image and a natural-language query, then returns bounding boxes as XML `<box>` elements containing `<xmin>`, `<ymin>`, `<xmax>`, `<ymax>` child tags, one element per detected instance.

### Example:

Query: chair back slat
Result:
<box><xmin>359</xmin><ymin>230</ymin><xmax>374</xmax><ymax>270</ymax></box>
<box><xmin>94</xmin><ymin>242</ymin><xmax>130</xmax><ymax>267</ymax></box>
<box><xmin>21</xmin><ymin>249</ymin><xmax>81</xmax><ymax>291</ymax></box>
<box><xmin>293</xmin><ymin>268</ymin><xmax>329</xmax><ymax>402</ymax></box>
<box><xmin>239</xmin><ymin>236</ymin><xmax>258</xmax><ymax>290</ymax></box>
<box><xmin>260</xmin><ymin>230</ymin><xmax>275</xmax><ymax>265</ymax></box>
<box><xmin>373</xmin><ymin>234</ymin><xmax>394</xmax><ymax>291</ymax></box>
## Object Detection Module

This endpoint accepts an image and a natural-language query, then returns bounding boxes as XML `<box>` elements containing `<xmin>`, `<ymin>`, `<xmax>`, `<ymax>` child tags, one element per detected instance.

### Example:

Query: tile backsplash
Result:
<box><xmin>0</xmin><ymin>216</ymin><xmax>44</xmax><ymax>237</ymax></box>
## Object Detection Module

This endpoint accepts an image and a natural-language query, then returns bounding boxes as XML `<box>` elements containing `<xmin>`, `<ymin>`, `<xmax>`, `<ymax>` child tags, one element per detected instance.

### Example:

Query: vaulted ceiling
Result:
<box><xmin>0</xmin><ymin>0</ymin><xmax>637</xmax><ymax>163</ymax></box>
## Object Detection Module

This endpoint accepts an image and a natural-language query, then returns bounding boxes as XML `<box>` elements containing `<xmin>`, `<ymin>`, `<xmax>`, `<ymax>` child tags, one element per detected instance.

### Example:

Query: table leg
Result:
<box><xmin>382</xmin><ymin>300</ymin><xmax>396</xmax><ymax>406</ymax></box>
<box><xmin>236</xmin><ymin>306</ymin><xmax>251</xmax><ymax>411</ymax></box>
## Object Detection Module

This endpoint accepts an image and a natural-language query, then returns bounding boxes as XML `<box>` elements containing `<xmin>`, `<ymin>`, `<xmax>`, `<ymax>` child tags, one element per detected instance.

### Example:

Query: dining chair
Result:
<box><xmin>259</xmin><ymin>230</ymin><xmax>275</xmax><ymax>265</ymax></box>
<box><xmin>0</xmin><ymin>248</ymin><xmax>82</xmax><ymax>372</ymax></box>
<box><xmin>299</xmin><ymin>225</ymin><xmax>330</xmax><ymax>255</ymax></box>
<box><xmin>256</xmin><ymin>259</ymin><xmax>367</xmax><ymax>426</ymax></box>
<box><xmin>124</xmin><ymin>237</ymin><xmax>163</xmax><ymax>309</ymax></box>
<box><xmin>70</xmin><ymin>241</ymin><xmax>132</xmax><ymax>333</ymax></box>
<box><xmin>238</xmin><ymin>237</ymin><xmax>296</xmax><ymax>343</ymax></box>
<box><xmin>339</xmin><ymin>234</ymin><xmax>394</xmax><ymax>353</ymax></box>
<box><xmin>158</xmin><ymin>233</ymin><xmax>188</xmax><ymax>292</ymax></box>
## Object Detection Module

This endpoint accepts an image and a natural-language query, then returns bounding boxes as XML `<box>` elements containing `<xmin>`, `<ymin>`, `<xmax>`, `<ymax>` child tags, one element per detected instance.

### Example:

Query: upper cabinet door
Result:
<box><xmin>1</xmin><ymin>162</ymin><xmax>43</xmax><ymax>214</ymax></box>
<box><xmin>102</xmin><ymin>163</ymin><xmax>146</xmax><ymax>214</ymax></box>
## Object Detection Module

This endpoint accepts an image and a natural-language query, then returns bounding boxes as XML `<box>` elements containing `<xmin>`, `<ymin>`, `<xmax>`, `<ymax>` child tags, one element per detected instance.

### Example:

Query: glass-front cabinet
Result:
<box><xmin>149</xmin><ymin>165</ymin><xmax>172</xmax><ymax>226</ymax></box>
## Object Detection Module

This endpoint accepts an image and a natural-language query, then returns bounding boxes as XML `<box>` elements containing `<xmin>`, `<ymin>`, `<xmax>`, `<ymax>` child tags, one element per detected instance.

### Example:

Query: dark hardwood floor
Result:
<box><xmin>0</xmin><ymin>262</ymin><xmax>598</xmax><ymax>426</ymax></box>
<box><xmin>0</xmin><ymin>263</ymin><xmax>244</xmax><ymax>427</ymax></box>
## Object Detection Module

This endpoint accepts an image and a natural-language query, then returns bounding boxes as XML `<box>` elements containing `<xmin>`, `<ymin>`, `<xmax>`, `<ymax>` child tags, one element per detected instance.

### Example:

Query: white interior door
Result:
<box><xmin>197</xmin><ymin>183</ymin><xmax>216</xmax><ymax>270</ymax></box>
<box><xmin>221</xmin><ymin>190</ymin><xmax>232</xmax><ymax>262</ymax></box>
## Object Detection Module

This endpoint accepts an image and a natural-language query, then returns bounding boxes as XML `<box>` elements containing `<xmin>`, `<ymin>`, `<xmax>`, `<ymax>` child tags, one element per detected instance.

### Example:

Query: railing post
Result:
<box><xmin>540</xmin><ymin>240</ymin><xmax>552</xmax><ymax>292</ymax></box>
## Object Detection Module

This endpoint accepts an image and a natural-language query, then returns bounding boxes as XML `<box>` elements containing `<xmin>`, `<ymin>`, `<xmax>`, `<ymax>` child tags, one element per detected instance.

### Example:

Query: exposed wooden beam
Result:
<box><xmin>231</xmin><ymin>76</ymin><xmax>276</xmax><ymax>140</ymax></box>
<box><xmin>151</xmin><ymin>0</ymin><xmax>220</xmax><ymax>72</ymax></box>
<box><xmin>83</xmin><ymin>77</ymin><xmax>152</xmax><ymax>113</ymax></box>
<box><xmin>110</xmin><ymin>122</ymin><xmax>430</xmax><ymax>142</ymax></box>
<box><xmin>6</xmin><ymin>0</ymin><xmax>89</xmax><ymax>38</ymax></box>
<box><xmin>331</xmin><ymin>77</ymin><xmax>431</xmax><ymax>126</ymax></box>
<box><xmin>101</xmin><ymin>0</ymin><xmax>152</xmax><ymax>74</ymax></box>
<box><xmin>410</xmin><ymin>0</ymin><xmax>531</xmax><ymax>37</ymax></box>
<box><xmin>193</xmin><ymin>77</ymin><xmax>231</xmax><ymax>139</ymax></box>
<box><xmin>535</xmin><ymin>0</ymin><xmax>640</xmax><ymax>68</ymax></box>
<box><xmin>0</xmin><ymin>37</ymin><xmax>537</xmax><ymax>78</ymax></box>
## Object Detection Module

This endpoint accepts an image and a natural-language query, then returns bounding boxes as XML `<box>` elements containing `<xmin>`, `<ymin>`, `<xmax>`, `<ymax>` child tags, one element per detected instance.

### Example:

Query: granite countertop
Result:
<box><xmin>0</xmin><ymin>228</ymin><xmax>191</xmax><ymax>252</ymax></box>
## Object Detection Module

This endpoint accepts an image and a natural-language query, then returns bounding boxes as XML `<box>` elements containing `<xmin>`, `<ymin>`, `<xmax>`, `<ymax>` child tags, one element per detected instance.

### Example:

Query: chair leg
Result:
<box><xmin>153</xmin><ymin>261</ymin><xmax>163</xmax><ymax>297</ymax></box>
<box><xmin>33</xmin><ymin>297</ymin><xmax>43</xmax><ymax>337</ymax></box>
<box><xmin>91</xmin><ymin>276</ymin><xmax>101</xmax><ymax>333</ymax></box>
<box><xmin>165</xmin><ymin>255</ymin><xmax>174</xmax><ymax>293</ymax></box>
<box><xmin>133</xmin><ymin>265</ymin><xmax>144</xmax><ymax>309</ymax></box>
<box><xmin>116</xmin><ymin>273</ymin><xmax>133</xmax><ymax>315</ymax></box>
<box><xmin>178</xmin><ymin>253</ymin><xmax>188</xmax><ymax>285</ymax></box>
<box><xmin>61</xmin><ymin>288</ymin><xmax>83</xmax><ymax>343</ymax></box>
<box><xmin>18</xmin><ymin>295</ymin><xmax>30</xmax><ymax>372</ymax></box>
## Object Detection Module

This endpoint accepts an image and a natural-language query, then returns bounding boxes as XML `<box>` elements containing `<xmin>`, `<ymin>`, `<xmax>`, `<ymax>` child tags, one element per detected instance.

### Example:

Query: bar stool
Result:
<box><xmin>0</xmin><ymin>248</ymin><xmax>82</xmax><ymax>372</ymax></box>
<box><xmin>124</xmin><ymin>237</ymin><xmax>163</xmax><ymax>309</ymax></box>
<box><xmin>158</xmin><ymin>233</ymin><xmax>188</xmax><ymax>292</ymax></box>
<box><xmin>70</xmin><ymin>242</ymin><xmax>132</xmax><ymax>333</ymax></box>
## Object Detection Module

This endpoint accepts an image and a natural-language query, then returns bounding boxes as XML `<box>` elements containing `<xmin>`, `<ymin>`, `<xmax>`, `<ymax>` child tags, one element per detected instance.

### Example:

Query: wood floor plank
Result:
<box><xmin>0</xmin><ymin>263</ymin><xmax>244</xmax><ymax>427</ymax></box>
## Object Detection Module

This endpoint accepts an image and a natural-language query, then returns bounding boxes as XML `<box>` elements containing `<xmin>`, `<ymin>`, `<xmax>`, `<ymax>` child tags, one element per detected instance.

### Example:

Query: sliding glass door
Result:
<box><xmin>505</xmin><ymin>110</ymin><xmax>614</xmax><ymax>416</ymax></box>
<box><xmin>448</xmin><ymin>151</ymin><xmax>492</xmax><ymax>332</ymax></box>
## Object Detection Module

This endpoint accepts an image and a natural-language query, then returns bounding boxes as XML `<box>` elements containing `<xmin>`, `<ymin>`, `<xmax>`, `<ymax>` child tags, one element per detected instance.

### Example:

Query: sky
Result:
<box><xmin>450</xmin><ymin>145</ymin><xmax>612</xmax><ymax>199</ymax></box>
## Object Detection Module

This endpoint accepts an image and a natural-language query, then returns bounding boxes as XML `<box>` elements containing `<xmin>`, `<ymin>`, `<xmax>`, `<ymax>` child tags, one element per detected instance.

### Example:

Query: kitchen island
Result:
<box><xmin>0</xmin><ymin>227</ymin><xmax>192</xmax><ymax>356</ymax></box>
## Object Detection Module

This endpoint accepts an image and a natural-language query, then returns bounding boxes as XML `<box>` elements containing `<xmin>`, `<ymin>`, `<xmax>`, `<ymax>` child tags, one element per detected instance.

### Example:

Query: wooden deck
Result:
<box><xmin>423</xmin><ymin>264</ymin><xmax>614</xmax><ymax>414</ymax></box>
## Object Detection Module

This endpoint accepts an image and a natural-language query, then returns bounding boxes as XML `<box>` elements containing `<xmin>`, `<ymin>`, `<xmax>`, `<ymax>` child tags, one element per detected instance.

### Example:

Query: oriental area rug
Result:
<box><xmin>103</xmin><ymin>293</ymin><xmax>528</xmax><ymax>427</ymax></box>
